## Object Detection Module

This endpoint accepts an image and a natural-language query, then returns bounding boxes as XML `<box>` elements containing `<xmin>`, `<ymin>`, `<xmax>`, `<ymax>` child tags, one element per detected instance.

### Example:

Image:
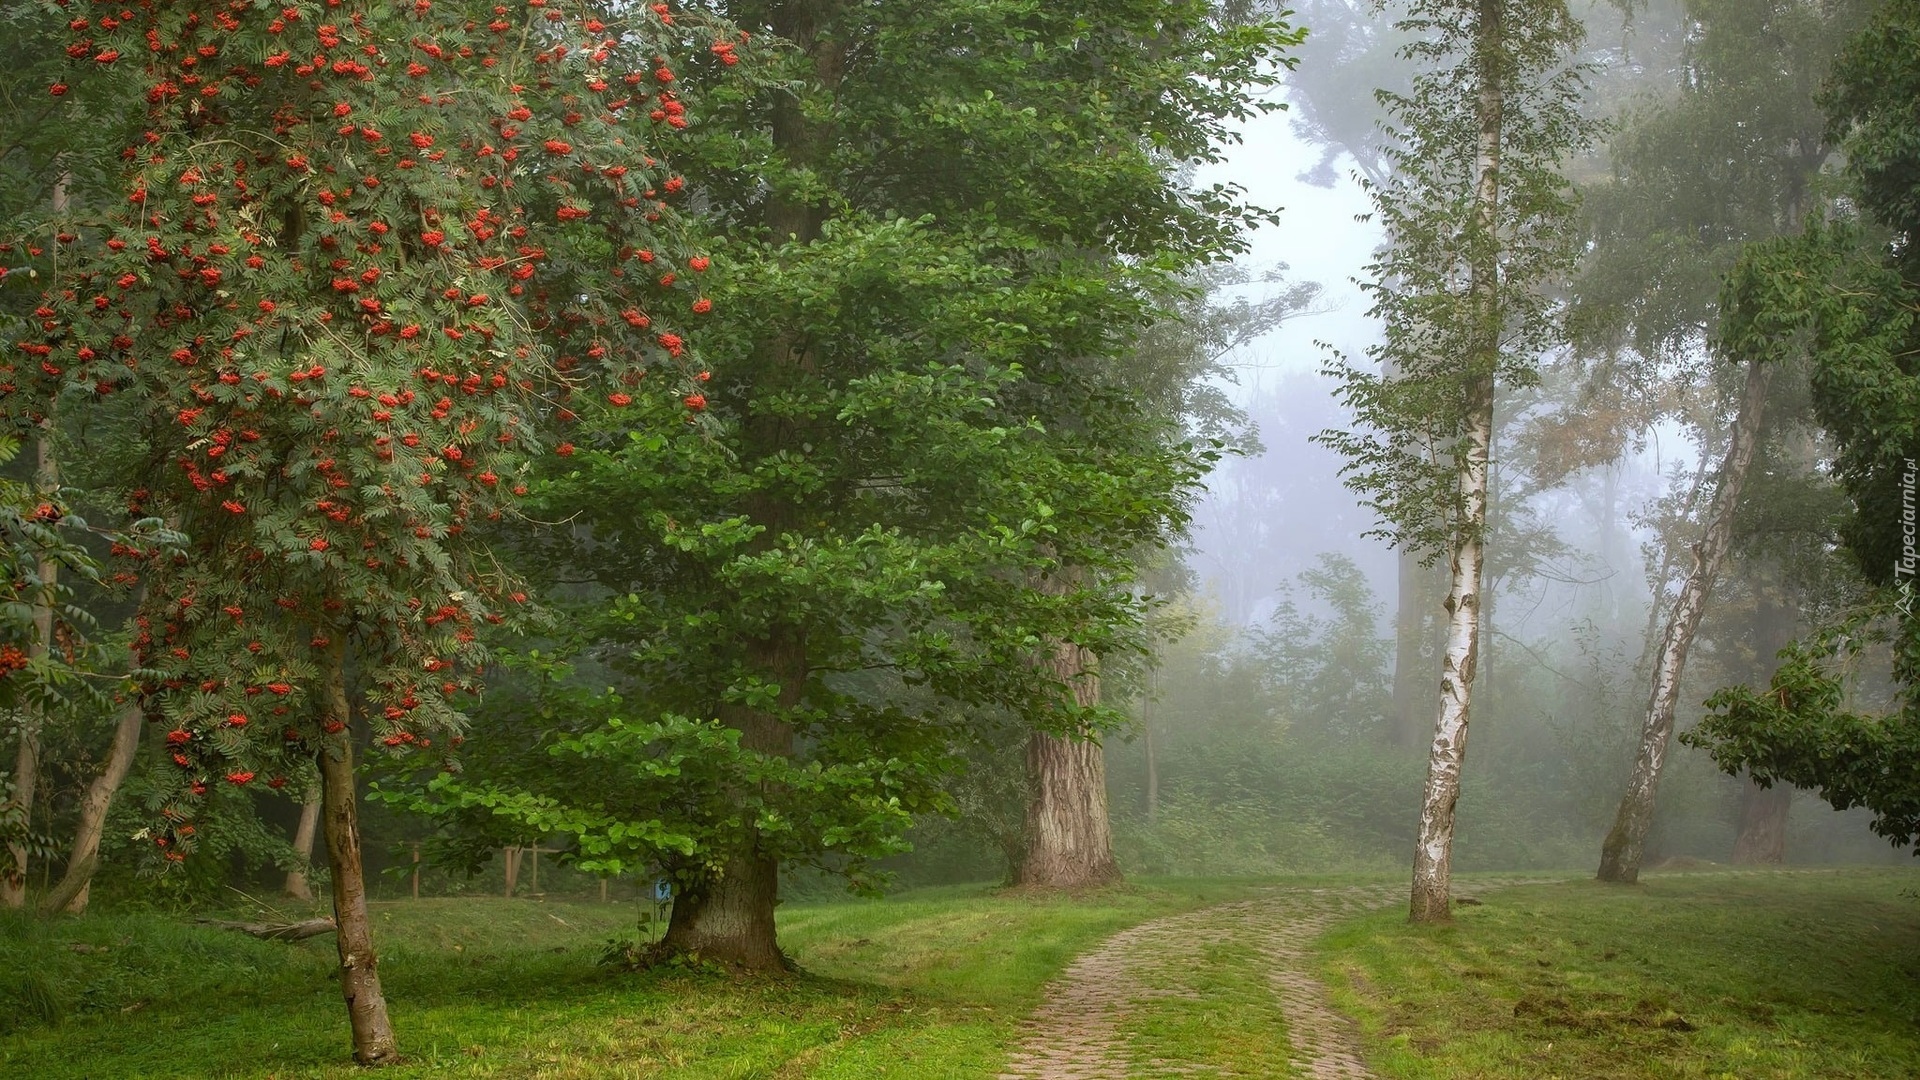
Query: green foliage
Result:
<box><xmin>407</xmin><ymin>0</ymin><xmax>1306</xmax><ymax>908</ymax></box>
<box><xmin>1688</xmin><ymin>614</ymin><xmax>1920</xmax><ymax>850</ymax></box>
<box><xmin>1686</xmin><ymin>1</ymin><xmax>1920</xmax><ymax>852</ymax></box>
<box><xmin>3</xmin><ymin>0</ymin><xmax>750</xmax><ymax>856</ymax></box>
<box><xmin>1320</xmin><ymin>0</ymin><xmax>1595</xmax><ymax>556</ymax></box>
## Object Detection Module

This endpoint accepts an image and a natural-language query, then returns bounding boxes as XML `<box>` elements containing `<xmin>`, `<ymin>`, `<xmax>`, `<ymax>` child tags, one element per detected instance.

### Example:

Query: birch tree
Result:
<box><xmin>1580</xmin><ymin>0</ymin><xmax>1874</xmax><ymax>884</ymax></box>
<box><xmin>1320</xmin><ymin>0</ymin><xmax>1592</xmax><ymax>922</ymax></box>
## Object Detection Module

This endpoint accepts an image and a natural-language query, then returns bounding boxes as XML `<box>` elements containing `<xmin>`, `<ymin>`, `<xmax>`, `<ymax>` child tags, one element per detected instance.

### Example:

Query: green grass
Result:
<box><xmin>1319</xmin><ymin>868</ymin><xmax>1920</xmax><ymax>1080</ymax></box>
<box><xmin>0</xmin><ymin>878</ymin><xmax>1272</xmax><ymax>1079</ymax></box>
<box><xmin>10</xmin><ymin>868</ymin><xmax>1917</xmax><ymax>1078</ymax></box>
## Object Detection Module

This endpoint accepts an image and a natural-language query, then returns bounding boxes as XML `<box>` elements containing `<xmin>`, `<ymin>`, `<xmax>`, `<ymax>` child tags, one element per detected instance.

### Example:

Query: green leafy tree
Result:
<box><xmin>1318</xmin><ymin>0</ymin><xmax>1593</xmax><ymax>921</ymax></box>
<box><xmin>1576</xmin><ymin>0</ymin><xmax>1876</xmax><ymax>883</ymax></box>
<box><xmin>411</xmin><ymin>0</ymin><xmax>1299</xmax><ymax>966</ymax></box>
<box><xmin>1685</xmin><ymin>0</ymin><xmax>1920</xmax><ymax>854</ymax></box>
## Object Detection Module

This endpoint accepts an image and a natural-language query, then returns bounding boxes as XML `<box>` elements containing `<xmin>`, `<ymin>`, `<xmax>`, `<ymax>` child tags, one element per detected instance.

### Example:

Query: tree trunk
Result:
<box><xmin>1016</xmin><ymin>728</ymin><xmax>1122</xmax><ymax>889</ymax></box>
<box><xmin>39</xmin><ymin>699</ymin><xmax>144</xmax><ymax>916</ymax></box>
<box><xmin>659</xmin><ymin>849</ymin><xmax>785</xmax><ymax>970</ymax></box>
<box><xmin>1016</xmin><ymin>633</ymin><xmax>1122</xmax><ymax>890</ymax></box>
<box><xmin>657</xmin><ymin>629</ymin><xmax>800</xmax><ymax>971</ymax></box>
<box><xmin>3</xmin><ymin>424</ymin><xmax>61</xmax><ymax>911</ymax></box>
<box><xmin>284</xmin><ymin>795</ymin><xmax>320</xmax><ymax>902</ymax></box>
<box><xmin>1408</xmin><ymin>0</ymin><xmax>1506</xmax><ymax>925</ymax></box>
<box><xmin>1410</xmin><ymin>375</ymin><xmax>1493</xmax><ymax>923</ymax></box>
<box><xmin>1598</xmin><ymin>356</ymin><xmax>1773</xmax><ymax>883</ymax></box>
<box><xmin>1142</xmin><ymin>687</ymin><xmax>1160</xmax><ymax>825</ymax></box>
<box><xmin>651</xmin><ymin>0</ymin><xmax>843</xmax><ymax>972</ymax></box>
<box><xmin>317</xmin><ymin>642</ymin><xmax>397</xmax><ymax>1065</ymax></box>
<box><xmin>1731</xmin><ymin>778</ymin><xmax>1791</xmax><ymax>864</ymax></box>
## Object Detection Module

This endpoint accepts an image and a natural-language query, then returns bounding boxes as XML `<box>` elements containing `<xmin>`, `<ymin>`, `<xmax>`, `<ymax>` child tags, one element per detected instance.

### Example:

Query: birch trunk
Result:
<box><xmin>284</xmin><ymin>795</ymin><xmax>320</xmax><ymax>902</ymax></box>
<box><xmin>39</xmin><ymin>700</ymin><xmax>144</xmax><ymax>916</ymax></box>
<box><xmin>316</xmin><ymin>642</ymin><xmax>397</xmax><ymax>1065</ymax></box>
<box><xmin>1597</xmin><ymin>356</ymin><xmax>1773</xmax><ymax>883</ymax></box>
<box><xmin>3</xmin><ymin>424</ymin><xmax>61</xmax><ymax>911</ymax></box>
<box><xmin>1408</xmin><ymin>0</ymin><xmax>1504</xmax><ymax>925</ymax></box>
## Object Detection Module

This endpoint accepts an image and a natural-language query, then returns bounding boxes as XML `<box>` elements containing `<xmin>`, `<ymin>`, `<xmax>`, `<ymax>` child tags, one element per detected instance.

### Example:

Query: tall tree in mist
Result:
<box><xmin>1581</xmin><ymin>0</ymin><xmax>1874</xmax><ymax>884</ymax></box>
<box><xmin>1321</xmin><ymin>0</ymin><xmax>1592</xmax><ymax>922</ymax></box>
<box><xmin>1686</xmin><ymin>0</ymin><xmax>1920</xmax><ymax>862</ymax></box>
<box><xmin>1278</xmin><ymin>0</ymin><xmax>1446</xmax><ymax>748</ymax></box>
<box><xmin>402</xmin><ymin>0</ymin><xmax>1298</xmax><ymax>965</ymax></box>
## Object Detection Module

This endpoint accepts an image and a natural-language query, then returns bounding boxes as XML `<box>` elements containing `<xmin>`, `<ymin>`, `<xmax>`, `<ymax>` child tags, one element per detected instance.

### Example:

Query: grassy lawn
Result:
<box><xmin>1319</xmin><ymin>868</ymin><xmax>1920</xmax><ymax>1080</ymax></box>
<box><xmin>0</xmin><ymin>878</ymin><xmax>1272</xmax><ymax>1079</ymax></box>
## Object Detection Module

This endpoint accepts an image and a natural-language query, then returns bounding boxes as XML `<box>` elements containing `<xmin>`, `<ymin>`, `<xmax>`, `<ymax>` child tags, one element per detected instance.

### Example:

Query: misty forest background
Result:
<box><xmin>3</xmin><ymin>0</ymin><xmax>1912</xmax><ymax>920</ymax></box>
<box><xmin>5</xmin><ymin>3</ymin><xmax>1920</xmax><ymax>1067</ymax></box>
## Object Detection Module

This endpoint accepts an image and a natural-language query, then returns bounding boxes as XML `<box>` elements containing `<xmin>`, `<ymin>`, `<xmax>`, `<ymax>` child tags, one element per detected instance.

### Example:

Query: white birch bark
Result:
<box><xmin>1408</xmin><ymin>0</ymin><xmax>1505</xmax><ymax>924</ymax></box>
<box><xmin>1598</xmin><ymin>356</ymin><xmax>1773</xmax><ymax>882</ymax></box>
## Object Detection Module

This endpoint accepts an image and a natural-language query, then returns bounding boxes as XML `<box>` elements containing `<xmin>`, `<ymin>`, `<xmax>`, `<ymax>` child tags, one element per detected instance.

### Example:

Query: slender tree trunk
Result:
<box><xmin>1731</xmin><ymin>778</ymin><xmax>1791</xmax><ymax>864</ymax></box>
<box><xmin>3</xmin><ymin>424</ymin><xmax>61</xmax><ymax>911</ymax></box>
<box><xmin>1142</xmin><ymin>685</ymin><xmax>1160</xmax><ymax>825</ymax></box>
<box><xmin>1410</xmin><ymin>375</ymin><xmax>1494</xmax><ymax>923</ymax></box>
<box><xmin>1598</xmin><ymin>356</ymin><xmax>1774</xmax><ymax>883</ymax></box>
<box><xmin>39</xmin><ymin>700</ymin><xmax>144</xmax><ymax>916</ymax></box>
<box><xmin>1409</xmin><ymin>0</ymin><xmax>1504</xmax><ymax>925</ymax></box>
<box><xmin>1016</xmin><ymin>636</ymin><xmax>1122</xmax><ymax>890</ymax></box>
<box><xmin>284</xmin><ymin>795</ymin><xmax>320</xmax><ymax>902</ymax></box>
<box><xmin>317</xmin><ymin>641</ymin><xmax>397</xmax><ymax>1065</ymax></box>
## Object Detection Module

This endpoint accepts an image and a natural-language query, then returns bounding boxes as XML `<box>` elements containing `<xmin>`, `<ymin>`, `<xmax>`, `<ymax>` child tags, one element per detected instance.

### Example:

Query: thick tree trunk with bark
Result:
<box><xmin>1016</xmin><ymin>725</ymin><xmax>1122</xmax><ymax>889</ymax></box>
<box><xmin>1016</xmin><ymin>573</ymin><xmax>1122</xmax><ymax>890</ymax></box>
<box><xmin>40</xmin><ymin>700</ymin><xmax>144</xmax><ymax>916</ymax></box>
<box><xmin>1732</xmin><ymin>778</ymin><xmax>1792</xmax><ymax>864</ymax></box>
<box><xmin>4</xmin><ymin>425</ymin><xmax>61</xmax><ymax>911</ymax></box>
<box><xmin>317</xmin><ymin>643</ymin><xmax>397</xmax><ymax>1065</ymax></box>
<box><xmin>1598</xmin><ymin>356</ymin><xmax>1773</xmax><ymax>883</ymax></box>
<box><xmin>657</xmin><ymin>633</ymin><xmax>801</xmax><ymax>971</ymax></box>
<box><xmin>659</xmin><ymin>849</ymin><xmax>785</xmax><ymax>970</ymax></box>
<box><xmin>650</xmin><ymin>0</ymin><xmax>842</xmax><ymax>972</ymax></box>
<box><xmin>1408</xmin><ymin>0</ymin><xmax>1504</xmax><ymax>925</ymax></box>
<box><xmin>284</xmin><ymin>795</ymin><xmax>320</xmax><ymax>902</ymax></box>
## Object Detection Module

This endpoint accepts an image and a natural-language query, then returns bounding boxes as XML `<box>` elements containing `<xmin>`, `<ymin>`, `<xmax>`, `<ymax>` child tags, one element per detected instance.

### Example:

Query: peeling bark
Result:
<box><xmin>1408</xmin><ymin>0</ymin><xmax>1504</xmax><ymax>925</ymax></box>
<box><xmin>317</xmin><ymin>642</ymin><xmax>397</xmax><ymax>1065</ymax></box>
<box><xmin>1598</xmin><ymin>357</ymin><xmax>1773</xmax><ymax>884</ymax></box>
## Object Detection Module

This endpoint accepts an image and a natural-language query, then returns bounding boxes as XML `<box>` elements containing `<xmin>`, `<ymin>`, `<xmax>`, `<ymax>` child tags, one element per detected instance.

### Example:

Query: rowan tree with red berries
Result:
<box><xmin>6</xmin><ymin>0</ymin><xmax>753</xmax><ymax>1062</ymax></box>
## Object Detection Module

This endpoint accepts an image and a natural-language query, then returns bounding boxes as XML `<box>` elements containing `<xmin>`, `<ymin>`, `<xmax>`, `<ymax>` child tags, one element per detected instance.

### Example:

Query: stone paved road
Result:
<box><xmin>997</xmin><ymin>879</ymin><xmax>1549</xmax><ymax>1080</ymax></box>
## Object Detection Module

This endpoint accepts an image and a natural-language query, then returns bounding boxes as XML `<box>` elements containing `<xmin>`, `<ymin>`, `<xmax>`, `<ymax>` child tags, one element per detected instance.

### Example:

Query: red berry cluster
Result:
<box><xmin>5</xmin><ymin>0</ymin><xmax>755</xmax><ymax>854</ymax></box>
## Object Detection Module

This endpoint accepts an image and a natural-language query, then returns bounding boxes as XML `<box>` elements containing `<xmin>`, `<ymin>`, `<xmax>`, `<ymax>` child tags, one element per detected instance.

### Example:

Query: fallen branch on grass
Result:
<box><xmin>195</xmin><ymin>916</ymin><xmax>336</xmax><ymax>942</ymax></box>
